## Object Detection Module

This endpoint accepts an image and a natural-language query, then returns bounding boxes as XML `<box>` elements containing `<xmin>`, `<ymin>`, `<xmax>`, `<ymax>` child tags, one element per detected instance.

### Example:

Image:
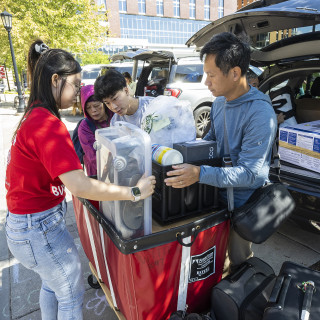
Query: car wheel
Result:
<box><xmin>194</xmin><ymin>106</ymin><xmax>211</xmax><ymax>138</ymax></box>
<box><xmin>87</xmin><ymin>274</ymin><xmax>101</xmax><ymax>289</ymax></box>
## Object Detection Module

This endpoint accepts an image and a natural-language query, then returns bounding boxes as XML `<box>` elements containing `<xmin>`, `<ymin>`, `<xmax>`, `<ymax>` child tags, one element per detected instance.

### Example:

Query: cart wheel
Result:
<box><xmin>87</xmin><ymin>274</ymin><xmax>101</xmax><ymax>289</ymax></box>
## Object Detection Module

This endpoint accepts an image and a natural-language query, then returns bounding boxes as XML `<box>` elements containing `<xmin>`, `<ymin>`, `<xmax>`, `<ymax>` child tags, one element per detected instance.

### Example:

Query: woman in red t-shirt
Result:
<box><xmin>5</xmin><ymin>47</ymin><xmax>155</xmax><ymax>320</ymax></box>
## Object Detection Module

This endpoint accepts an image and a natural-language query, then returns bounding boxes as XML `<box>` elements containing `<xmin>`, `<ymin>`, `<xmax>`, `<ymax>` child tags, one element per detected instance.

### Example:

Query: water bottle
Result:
<box><xmin>152</xmin><ymin>144</ymin><xmax>183</xmax><ymax>166</ymax></box>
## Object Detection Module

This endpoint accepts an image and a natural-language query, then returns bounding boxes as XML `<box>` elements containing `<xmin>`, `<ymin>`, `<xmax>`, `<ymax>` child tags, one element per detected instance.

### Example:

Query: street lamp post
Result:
<box><xmin>1</xmin><ymin>9</ymin><xmax>25</xmax><ymax>113</ymax></box>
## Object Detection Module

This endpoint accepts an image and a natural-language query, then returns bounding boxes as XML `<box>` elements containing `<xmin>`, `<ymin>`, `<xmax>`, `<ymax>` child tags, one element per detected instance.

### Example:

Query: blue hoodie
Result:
<box><xmin>200</xmin><ymin>86</ymin><xmax>277</xmax><ymax>208</ymax></box>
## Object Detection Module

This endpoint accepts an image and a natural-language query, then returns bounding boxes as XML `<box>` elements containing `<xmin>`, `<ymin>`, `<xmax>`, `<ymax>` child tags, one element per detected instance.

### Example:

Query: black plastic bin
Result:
<box><xmin>152</xmin><ymin>158</ymin><xmax>222</xmax><ymax>224</ymax></box>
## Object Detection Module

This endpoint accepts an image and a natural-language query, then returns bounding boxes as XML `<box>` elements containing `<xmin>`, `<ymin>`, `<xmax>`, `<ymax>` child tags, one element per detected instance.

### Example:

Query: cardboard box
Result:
<box><xmin>279</xmin><ymin>120</ymin><xmax>320</xmax><ymax>173</ymax></box>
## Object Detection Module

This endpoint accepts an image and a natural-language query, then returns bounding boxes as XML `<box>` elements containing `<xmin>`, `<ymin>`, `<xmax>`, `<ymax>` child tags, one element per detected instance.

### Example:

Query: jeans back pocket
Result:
<box><xmin>6</xmin><ymin>234</ymin><xmax>37</xmax><ymax>269</ymax></box>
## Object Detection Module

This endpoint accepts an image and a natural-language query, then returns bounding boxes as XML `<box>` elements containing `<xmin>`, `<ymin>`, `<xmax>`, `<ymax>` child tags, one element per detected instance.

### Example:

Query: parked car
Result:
<box><xmin>186</xmin><ymin>0</ymin><xmax>320</xmax><ymax>234</ymax></box>
<box><xmin>132</xmin><ymin>50</ymin><xmax>175</xmax><ymax>97</ymax></box>
<box><xmin>108</xmin><ymin>49</ymin><xmax>209</xmax><ymax>136</ymax></box>
<box><xmin>99</xmin><ymin>61</ymin><xmax>144</xmax><ymax>81</ymax></box>
<box><xmin>130</xmin><ymin>50</ymin><xmax>211</xmax><ymax>137</ymax></box>
<box><xmin>81</xmin><ymin>64</ymin><xmax>110</xmax><ymax>87</ymax></box>
<box><xmin>164</xmin><ymin>56</ymin><xmax>214</xmax><ymax>137</ymax></box>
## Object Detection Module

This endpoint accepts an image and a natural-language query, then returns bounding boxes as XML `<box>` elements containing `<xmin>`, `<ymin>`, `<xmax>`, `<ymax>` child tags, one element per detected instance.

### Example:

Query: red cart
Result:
<box><xmin>73</xmin><ymin>196</ymin><xmax>229</xmax><ymax>320</ymax></box>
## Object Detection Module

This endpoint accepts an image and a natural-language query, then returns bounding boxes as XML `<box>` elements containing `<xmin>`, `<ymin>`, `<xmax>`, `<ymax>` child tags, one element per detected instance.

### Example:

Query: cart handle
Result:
<box><xmin>176</xmin><ymin>226</ymin><xmax>200</xmax><ymax>247</ymax></box>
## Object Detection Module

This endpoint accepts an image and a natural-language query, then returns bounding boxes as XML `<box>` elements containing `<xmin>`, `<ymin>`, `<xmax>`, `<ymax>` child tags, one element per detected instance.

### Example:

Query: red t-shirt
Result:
<box><xmin>5</xmin><ymin>107</ymin><xmax>82</xmax><ymax>214</ymax></box>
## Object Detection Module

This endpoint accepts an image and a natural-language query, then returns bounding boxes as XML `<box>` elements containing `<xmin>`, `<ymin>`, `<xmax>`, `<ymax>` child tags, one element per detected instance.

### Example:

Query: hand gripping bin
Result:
<box><xmin>95</xmin><ymin>122</ymin><xmax>152</xmax><ymax>239</ymax></box>
<box><xmin>73</xmin><ymin>195</ymin><xmax>230</xmax><ymax>320</ymax></box>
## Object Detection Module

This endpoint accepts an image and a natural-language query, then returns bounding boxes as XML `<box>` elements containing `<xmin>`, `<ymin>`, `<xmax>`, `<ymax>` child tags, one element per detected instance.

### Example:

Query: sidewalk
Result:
<box><xmin>0</xmin><ymin>101</ymin><xmax>320</xmax><ymax>319</ymax></box>
<box><xmin>0</xmin><ymin>101</ymin><xmax>117</xmax><ymax>320</ymax></box>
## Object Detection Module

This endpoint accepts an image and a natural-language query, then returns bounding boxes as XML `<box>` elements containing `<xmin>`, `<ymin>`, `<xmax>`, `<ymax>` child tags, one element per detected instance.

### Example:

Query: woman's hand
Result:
<box><xmin>59</xmin><ymin>170</ymin><xmax>155</xmax><ymax>202</ymax></box>
<box><xmin>136</xmin><ymin>175</ymin><xmax>156</xmax><ymax>200</ymax></box>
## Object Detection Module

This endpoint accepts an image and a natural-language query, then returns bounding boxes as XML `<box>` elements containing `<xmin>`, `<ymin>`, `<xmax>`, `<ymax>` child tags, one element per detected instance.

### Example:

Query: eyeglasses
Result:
<box><xmin>65</xmin><ymin>80</ymin><xmax>81</xmax><ymax>95</ymax></box>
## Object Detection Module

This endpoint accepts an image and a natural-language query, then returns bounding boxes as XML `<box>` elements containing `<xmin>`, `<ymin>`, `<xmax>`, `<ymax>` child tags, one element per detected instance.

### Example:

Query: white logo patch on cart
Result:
<box><xmin>188</xmin><ymin>246</ymin><xmax>216</xmax><ymax>283</ymax></box>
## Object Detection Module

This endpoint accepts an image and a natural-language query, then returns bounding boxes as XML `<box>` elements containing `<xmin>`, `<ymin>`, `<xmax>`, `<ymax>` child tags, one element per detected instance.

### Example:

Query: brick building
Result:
<box><xmin>97</xmin><ymin>0</ymin><xmax>237</xmax><ymax>53</ymax></box>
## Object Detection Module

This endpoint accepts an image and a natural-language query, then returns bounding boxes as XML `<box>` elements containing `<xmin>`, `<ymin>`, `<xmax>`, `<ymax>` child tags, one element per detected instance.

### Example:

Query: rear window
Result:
<box><xmin>173</xmin><ymin>64</ymin><xmax>204</xmax><ymax>83</ymax></box>
<box><xmin>250</xmin><ymin>25</ymin><xmax>320</xmax><ymax>49</ymax></box>
<box><xmin>150</xmin><ymin>67</ymin><xmax>169</xmax><ymax>80</ymax></box>
<box><xmin>82</xmin><ymin>69</ymin><xmax>100</xmax><ymax>79</ymax></box>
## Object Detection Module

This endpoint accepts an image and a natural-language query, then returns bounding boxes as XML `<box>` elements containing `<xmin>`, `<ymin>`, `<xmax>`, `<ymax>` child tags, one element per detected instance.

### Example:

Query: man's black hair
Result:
<box><xmin>200</xmin><ymin>32</ymin><xmax>251</xmax><ymax>76</ymax></box>
<box><xmin>94</xmin><ymin>69</ymin><xmax>127</xmax><ymax>101</ymax></box>
<box><xmin>247</xmin><ymin>70</ymin><xmax>258</xmax><ymax>81</ymax></box>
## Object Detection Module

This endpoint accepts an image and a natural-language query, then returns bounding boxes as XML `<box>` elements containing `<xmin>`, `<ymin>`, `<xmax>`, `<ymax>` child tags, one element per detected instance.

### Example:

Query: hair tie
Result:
<box><xmin>35</xmin><ymin>43</ymin><xmax>49</xmax><ymax>54</ymax></box>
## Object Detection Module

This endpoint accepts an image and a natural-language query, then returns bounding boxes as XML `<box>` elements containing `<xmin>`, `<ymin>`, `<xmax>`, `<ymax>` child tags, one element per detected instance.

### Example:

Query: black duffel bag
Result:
<box><xmin>230</xmin><ymin>182</ymin><xmax>295</xmax><ymax>244</ymax></box>
<box><xmin>211</xmin><ymin>257</ymin><xmax>276</xmax><ymax>320</ymax></box>
<box><xmin>223</xmin><ymin>110</ymin><xmax>296</xmax><ymax>244</ymax></box>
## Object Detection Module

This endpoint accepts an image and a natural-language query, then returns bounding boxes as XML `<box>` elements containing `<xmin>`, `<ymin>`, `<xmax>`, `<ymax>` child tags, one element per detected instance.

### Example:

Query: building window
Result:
<box><xmin>119</xmin><ymin>14</ymin><xmax>210</xmax><ymax>45</ymax></box>
<box><xmin>204</xmin><ymin>0</ymin><xmax>210</xmax><ymax>20</ymax></box>
<box><xmin>173</xmin><ymin>0</ymin><xmax>180</xmax><ymax>18</ymax></box>
<box><xmin>218</xmin><ymin>0</ymin><xmax>224</xmax><ymax>18</ymax></box>
<box><xmin>138</xmin><ymin>0</ymin><xmax>146</xmax><ymax>14</ymax></box>
<box><xmin>189</xmin><ymin>0</ymin><xmax>196</xmax><ymax>19</ymax></box>
<box><xmin>156</xmin><ymin>0</ymin><xmax>164</xmax><ymax>16</ymax></box>
<box><xmin>97</xmin><ymin>0</ymin><xmax>106</xmax><ymax>11</ymax></box>
<box><xmin>118</xmin><ymin>0</ymin><xmax>127</xmax><ymax>13</ymax></box>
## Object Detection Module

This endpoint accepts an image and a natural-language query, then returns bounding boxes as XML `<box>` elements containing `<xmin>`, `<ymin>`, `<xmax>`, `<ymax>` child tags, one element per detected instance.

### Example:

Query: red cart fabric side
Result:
<box><xmin>101</xmin><ymin>219</ymin><xmax>229</xmax><ymax>320</ymax></box>
<box><xmin>73</xmin><ymin>196</ymin><xmax>110</xmax><ymax>287</ymax></box>
<box><xmin>103</xmin><ymin>234</ymin><xmax>182</xmax><ymax>320</ymax></box>
<box><xmin>74</xmin><ymin>197</ymin><xmax>229</xmax><ymax>320</ymax></box>
<box><xmin>186</xmin><ymin>220</ymin><xmax>229</xmax><ymax>313</ymax></box>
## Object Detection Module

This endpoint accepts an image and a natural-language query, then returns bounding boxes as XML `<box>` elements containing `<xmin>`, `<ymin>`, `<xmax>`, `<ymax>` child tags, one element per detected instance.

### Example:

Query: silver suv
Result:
<box><xmin>109</xmin><ymin>50</ymin><xmax>213</xmax><ymax>137</ymax></box>
<box><xmin>164</xmin><ymin>56</ymin><xmax>214</xmax><ymax>137</ymax></box>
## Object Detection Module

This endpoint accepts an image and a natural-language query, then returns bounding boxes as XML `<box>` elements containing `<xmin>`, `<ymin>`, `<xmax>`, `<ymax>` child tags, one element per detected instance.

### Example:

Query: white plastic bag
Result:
<box><xmin>141</xmin><ymin>96</ymin><xmax>196</xmax><ymax>147</ymax></box>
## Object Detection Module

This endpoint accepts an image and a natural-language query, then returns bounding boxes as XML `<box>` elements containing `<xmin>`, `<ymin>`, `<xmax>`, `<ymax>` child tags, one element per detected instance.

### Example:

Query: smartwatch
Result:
<box><xmin>131</xmin><ymin>187</ymin><xmax>141</xmax><ymax>202</ymax></box>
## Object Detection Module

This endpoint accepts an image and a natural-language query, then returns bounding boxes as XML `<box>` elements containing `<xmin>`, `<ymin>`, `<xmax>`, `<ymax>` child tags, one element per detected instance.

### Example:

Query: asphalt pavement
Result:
<box><xmin>0</xmin><ymin>94</ymin><xmax>319</xmax><ymax>320</ymax></box>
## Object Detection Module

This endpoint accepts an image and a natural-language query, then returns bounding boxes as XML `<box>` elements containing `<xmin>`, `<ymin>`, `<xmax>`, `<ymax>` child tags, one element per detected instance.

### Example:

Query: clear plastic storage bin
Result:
<box><xmin>95</xmin><ymin>122</ymin><xmax>152</xmax><ymax>239</ymax></box>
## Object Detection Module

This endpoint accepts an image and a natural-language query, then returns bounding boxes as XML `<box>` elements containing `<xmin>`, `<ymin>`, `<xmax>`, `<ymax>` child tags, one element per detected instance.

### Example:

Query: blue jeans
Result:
<box><xmin>5</xmin><ymin>200</ymin><xmax>84</xmax><ymax>320</ymax></box>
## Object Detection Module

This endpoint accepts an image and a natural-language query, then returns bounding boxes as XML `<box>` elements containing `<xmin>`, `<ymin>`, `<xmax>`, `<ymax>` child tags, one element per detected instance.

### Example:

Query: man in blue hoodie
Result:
<box><xmin>165</xmin><ymin>32</ymin><xmax>277</xmax><ymax>270</ymax></box>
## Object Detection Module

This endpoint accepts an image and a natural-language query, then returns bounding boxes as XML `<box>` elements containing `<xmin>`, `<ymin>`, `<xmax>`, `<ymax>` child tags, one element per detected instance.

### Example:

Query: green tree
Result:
<box><xmin>0</xmin><ymin>0</ymin><xmax>109</xmax><ymax>73</ymax></box>
<box><xmin>78</xmin><ymin>50</ymin><xmax>110</xmax><ymax>65</ymax></box>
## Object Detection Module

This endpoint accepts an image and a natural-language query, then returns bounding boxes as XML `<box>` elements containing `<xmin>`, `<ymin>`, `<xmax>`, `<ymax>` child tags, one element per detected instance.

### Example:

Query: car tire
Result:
<box><xmin>194</xmin><ymin>106</ymin><xmax>211</xmax><ymax>138</ymax></box>
<box><xmin>87</xmin><ymin>274</ymin><xmax>101</xmax><ymax>289</ymax></box>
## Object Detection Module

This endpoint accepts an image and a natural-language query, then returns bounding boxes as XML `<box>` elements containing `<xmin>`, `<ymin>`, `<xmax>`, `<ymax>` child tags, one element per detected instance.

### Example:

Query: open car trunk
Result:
<box><xmin>185</xmin><ymin>0</ymin><xmax>320</xmax><ymax>233</ymax></box>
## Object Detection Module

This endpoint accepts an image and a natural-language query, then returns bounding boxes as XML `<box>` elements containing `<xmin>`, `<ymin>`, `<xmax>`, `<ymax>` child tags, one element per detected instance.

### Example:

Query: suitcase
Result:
<box><xmin>73</xmin><ymin>196</ymin><xmax>230</xmax><ymax>320</ymax></box>
<box><xmin>211</xmin><ymin>257</ymin><xmax>276</xmax><ymax>320</ymax></box>
<box><xmin>263</xmin><ymin>261</ymin><xmax>320</xmax><ymax>320</ymax></box>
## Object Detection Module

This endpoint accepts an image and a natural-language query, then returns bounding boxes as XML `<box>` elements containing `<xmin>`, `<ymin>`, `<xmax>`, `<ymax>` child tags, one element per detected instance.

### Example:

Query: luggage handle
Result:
<box><xmin>229</xmin><ymin>262</ymin><xmax>257</xmax><ymax>283</ymax></box>
<box><xmin>268</xmin><ymin>275</ymin><xmax>285</xmax><ymax>303</ymax></box>
<box><xmin>176</xmin><ymin>226</ymin><xmax>200</xmax><ymax>247</ymax></box>
<box><xmin>268</xmin><ymin>274</ymin><xmax>292</xmax><ymax>307</ymax></box>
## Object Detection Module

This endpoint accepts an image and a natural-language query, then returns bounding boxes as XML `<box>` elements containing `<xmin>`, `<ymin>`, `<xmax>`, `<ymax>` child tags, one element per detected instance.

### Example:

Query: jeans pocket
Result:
<box><xmin>41</xmin><ymin>210</ymin><xmax>65</xmax><ymax>234</ymax></box>
<box><xmin>6</xmin><ymin>234</ymin><xmax>37</xmax><ymax>269</ymax></box>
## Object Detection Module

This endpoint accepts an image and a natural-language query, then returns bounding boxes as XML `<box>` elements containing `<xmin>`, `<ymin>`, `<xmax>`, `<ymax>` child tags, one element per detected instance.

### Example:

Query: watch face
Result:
<box><xmin>132</xmin><ymin>187</ymin><xmax>141</xmax><ymax>197</ymax></box>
